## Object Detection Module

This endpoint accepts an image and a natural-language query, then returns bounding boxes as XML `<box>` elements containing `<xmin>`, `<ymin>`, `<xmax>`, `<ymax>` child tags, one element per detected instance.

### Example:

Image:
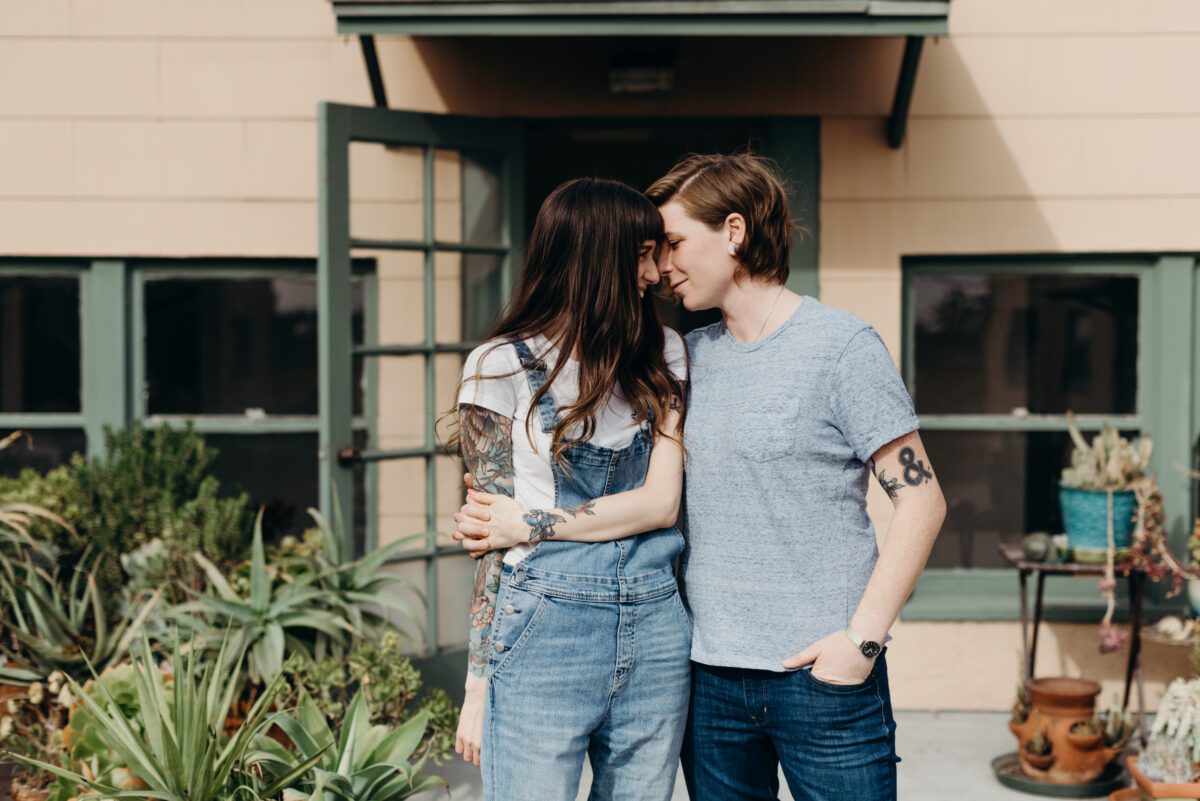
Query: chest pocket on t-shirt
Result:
<box><xmin>729</xmin><ymin>389</ymin><xmax>803</xmax><ymax>462</ymax></box>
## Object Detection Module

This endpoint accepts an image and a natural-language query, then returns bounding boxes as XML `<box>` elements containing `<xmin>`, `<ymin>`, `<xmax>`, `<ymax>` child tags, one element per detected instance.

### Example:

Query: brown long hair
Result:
<box><xmin>451</xmin><ymin>177</ymin><xmax>685</xmax><ymax>464</ymax></box>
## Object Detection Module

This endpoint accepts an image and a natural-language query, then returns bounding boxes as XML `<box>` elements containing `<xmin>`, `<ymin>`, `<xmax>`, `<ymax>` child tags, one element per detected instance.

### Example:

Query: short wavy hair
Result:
<box><xmin>646</xmin><ymin>152</ymin><xmax>794</xmax><ymax>286</ymax></box>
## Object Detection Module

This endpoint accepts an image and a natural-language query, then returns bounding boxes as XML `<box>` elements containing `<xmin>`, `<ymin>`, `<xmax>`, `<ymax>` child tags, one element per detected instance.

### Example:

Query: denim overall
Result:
<box><xmin>483</xmin><ymin>339</ymin><xmax>692</xmax><ymax>801</ymax></box>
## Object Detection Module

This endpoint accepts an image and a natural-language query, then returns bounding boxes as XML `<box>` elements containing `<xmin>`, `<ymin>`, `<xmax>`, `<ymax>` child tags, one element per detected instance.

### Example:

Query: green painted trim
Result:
<box><xmin>81</xmin><ymin>260</ymin><xmax>131</xmax><ymax>457</ymax></box>
<box><xmin>354</xmin><ymin>342</ymin><xmax>479</xmax><ymax>357</ymax></box>
<box><xmin>318</xmin><ymin>103</ymin><xmax>358</xmax><ymax>543</ymax></box>
<box><xmin>0</xmin><ymin>414</ymin><xmax>86</xmax><ymax>428</ymax></box>
<box><xmin>139</xmin><ymin>416</ymin><xmax>361</xmax><ymax>434</ymax></box>
<box><xmin>906</xmin><ymin>258</ymin><xmax>1154</xmax><ymax>276</ymax></box>
<box><xmin>0</xmin><ymin>263</ymin><xmax>84</xmax><ymax>277</ymax></box>
<box><xmin>919</xmin><ymin>415</ymin><xmax>1143</xmax><ymax>432</ymax></box>
<box><xmin>349</xmin><ymin>238</ymin><xmax>509</xmax><ymax>256</ymax></box>
<box><xmin>337</xmin><ymin>15</ymin><xmax>948</xmax><ymax>36</ymax></box>
<box><xmin>364</xmin><ymin>271</ymin><xmax>381</xmax><ymax>555</ymax></box>
<box><xmin>335</xmin><ymin>0</ymin><xmax>951</xmax><ymax>17</ymax></box>
<box><xmin>902</xmin><ymin>569</ymin><xmax>1190</xmax><ymax>623</ymax></box>
<box><xmin>1150</xmin><ymin>256</ymin><xmax>1196</xmax><ymax>575</ymax></box>
<box><xmin>764</xmin><ymin>118</ymin><xmax>820</xmax><ymax>299</ymax></box>
<box><xmin>130</xmin><ymin>270</ymin><xmax>146</xmax><ymax>420</ymax></box>
<box><xmin>422</xmin><ymin>143</ymin><xmax>439</xmax><ymax>657</ymax></box>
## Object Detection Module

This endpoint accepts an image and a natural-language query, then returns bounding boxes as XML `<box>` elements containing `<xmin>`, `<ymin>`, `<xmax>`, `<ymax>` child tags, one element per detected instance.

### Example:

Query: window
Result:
<box><xmin>908</xmin><ymin>269</ymin><xmax>1142</xmax><ymax>570</ymax></box>
<box><xmin>0</xmin><ymin>268</ymin><xmax>86</xmax><ymax>475</ymax></box>
<box><xmin>136</xmin><ymin>264</ymin><xmax>367</xmax><ymax>538</ymax></box>
<box><xmin>902</xmin><ymin>255</ymin><xmax>1198</xmax><ymax>621</ymax></box>
<box><xmin>0</xmin><ymin>259</ymin><xmax>367</xmax><ymax>540</ymax></box>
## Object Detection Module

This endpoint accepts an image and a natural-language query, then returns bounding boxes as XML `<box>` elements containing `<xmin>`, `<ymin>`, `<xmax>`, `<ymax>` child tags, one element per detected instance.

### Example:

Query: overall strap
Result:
<box><xmin>509</xmin><ymin>338</ymin><xmax>559</xmax><ymax>434</ymax></box>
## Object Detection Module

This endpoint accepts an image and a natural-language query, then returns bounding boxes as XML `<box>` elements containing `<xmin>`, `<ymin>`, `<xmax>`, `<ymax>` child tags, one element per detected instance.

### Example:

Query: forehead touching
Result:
<box><xmin>659</xmin><ymin>199</ymin><xmax>704</xmax><ymax>236</ymax></box>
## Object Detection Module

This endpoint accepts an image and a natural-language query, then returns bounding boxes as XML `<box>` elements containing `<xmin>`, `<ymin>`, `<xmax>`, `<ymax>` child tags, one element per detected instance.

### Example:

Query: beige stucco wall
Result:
<box><xmin>1</xmin><ymin>0</ymin><xmax>1196</xmax><ymax>709</ymax></box>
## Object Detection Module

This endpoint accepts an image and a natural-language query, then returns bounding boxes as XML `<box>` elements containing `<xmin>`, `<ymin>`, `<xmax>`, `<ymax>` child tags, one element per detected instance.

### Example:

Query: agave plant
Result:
<box><xmin>170</xmin><ymin>510</ymin><xmax>356</xmax><ymax>684</ymax></box>
<box><xmin>0</xmin><ymin>550</ymin><xmax>161</xmax><ymax>682</ymax></box>
<box><xmin>251</xmin><ymin>687</ymin><xmax>445</xmax><ymax>801</ymax></box>
<box><xmin>298</xmin><ymin>491</ymin><xmax>424</xmax><ymax>646</ymax></box>
<box><xmin>4</xmin><ymin>633</ymin><xmax>324</xmax><ymax>801</ymax></box>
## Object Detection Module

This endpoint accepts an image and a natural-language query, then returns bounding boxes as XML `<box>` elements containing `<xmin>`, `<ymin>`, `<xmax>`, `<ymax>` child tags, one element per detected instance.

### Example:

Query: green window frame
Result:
<box><xmin>0</xmin><ymin>261</ymin><xmax>89</xmax><ymax>467</ymax></box>
<box><xmin>0</xmin><ymin>255</ymin><xmax>375</xmax><ymax>529</ymax></box>
<box><xmin>900</xmin><ymin>255</ymin><xmax>1199</xmax><ymax>622</ymax></box>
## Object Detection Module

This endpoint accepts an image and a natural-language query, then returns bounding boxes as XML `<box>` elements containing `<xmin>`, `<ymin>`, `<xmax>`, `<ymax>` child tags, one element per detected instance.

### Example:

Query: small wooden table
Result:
<box><xmin>997</xmin><ymin>543</ymin><xmax>1147</xmax><ymax>743</ymax></box>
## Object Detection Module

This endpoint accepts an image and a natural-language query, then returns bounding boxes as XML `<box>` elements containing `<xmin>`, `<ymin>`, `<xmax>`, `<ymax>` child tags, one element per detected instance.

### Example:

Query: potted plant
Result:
<box><xmin>1008</xmin><ymin>678</ymin><xmax>1128</xmax><ymax>784</ymax></box>
<box><xmin>1128</xmin><ymin>677</ymin><xmax>1200</xmax><ymax>798</ymax></box>
<box><xmin>1059</xmin><ymin>417</ymin><xmax>1150</xmax><ymax>563</ymax></box>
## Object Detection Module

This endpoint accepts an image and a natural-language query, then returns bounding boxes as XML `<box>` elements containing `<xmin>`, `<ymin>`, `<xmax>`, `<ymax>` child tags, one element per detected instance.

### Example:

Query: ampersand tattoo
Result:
<box><xmin>898</xmin><ymin>446</ymin><xmax>934</xmax><ymax>487</ymax></box>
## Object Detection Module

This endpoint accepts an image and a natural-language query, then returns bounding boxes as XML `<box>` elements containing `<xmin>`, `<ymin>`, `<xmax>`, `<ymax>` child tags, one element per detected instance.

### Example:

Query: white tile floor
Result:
<box><xmin>422</xmin><ymin>711</ymin><xmax>1119</xmax><ymax>801</ymax></box>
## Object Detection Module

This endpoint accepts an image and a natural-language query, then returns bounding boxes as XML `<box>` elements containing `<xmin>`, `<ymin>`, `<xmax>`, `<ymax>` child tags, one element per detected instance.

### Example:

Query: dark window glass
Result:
<box><xmin>205</xmin><ymin>431</ymin><xmax>366</xmax><ymax>545</ymax></box>
<box><xmin>912</xmin><ymin>274</ymin><xmax>1138</xmax><ymax>415</ymax></box>
<box><xmin>144</xmin><ymin>275</ymin><xmax>364</xmax><ymax>416</ymax></box>
<box><xmin>0</xmin><ymin>276</ymin><xmax>81</xmax><ymax>413</ymax></box>
<box><xmin>0</xmin><ymin>428</ymin><xmax>87</xmax><ymax>477</ymax></box>
<box><xmin>921</xmin><ymin>429</ymin><xmax>1137</xmax><ymax>569</ymax></box>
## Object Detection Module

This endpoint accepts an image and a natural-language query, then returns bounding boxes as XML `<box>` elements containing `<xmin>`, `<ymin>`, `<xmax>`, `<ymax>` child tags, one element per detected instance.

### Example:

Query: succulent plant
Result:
<box><xmin>251</xmin><ymin>687</ymin><xmax>446</xmax><ymax>801</ymax></box>
<box><xmin>1139</xmin><ymin>677</ymin><xmax>1200</xmax><ymax>783</ymax></box>
<box><xmin>1061</xmin><ymin>416</ymin><xmax>1152</xmax><ymax>491</ymax></box>
<box><xmin>1011</xmin><ymin>682</ymin><xmax>1031</xmax><ymax>726</ymax></box>
<box><xmin>1026</xmin><ymin>730</ymin><xmax>1051</xmax><ymax>756</ymax></box>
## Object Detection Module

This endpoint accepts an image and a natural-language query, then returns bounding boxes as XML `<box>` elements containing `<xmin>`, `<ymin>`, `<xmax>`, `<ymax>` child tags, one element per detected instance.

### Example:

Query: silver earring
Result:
<box><xmin>728</xmin><ymin>242</ymin><xmax>737</xmax><ymax>255</ymax></box>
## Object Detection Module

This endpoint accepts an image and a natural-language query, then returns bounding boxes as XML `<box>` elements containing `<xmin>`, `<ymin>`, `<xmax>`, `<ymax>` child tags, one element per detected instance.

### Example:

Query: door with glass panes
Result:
<box><xmin>317</xmin><ymin>103</ymin><xmax>523</xmax><ymax>656</ymax></box>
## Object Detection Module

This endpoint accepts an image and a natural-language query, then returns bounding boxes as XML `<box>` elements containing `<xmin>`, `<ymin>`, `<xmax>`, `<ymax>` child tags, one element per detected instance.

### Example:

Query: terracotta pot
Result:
<box><xmin>1009</xmin><ymin>678</ymin><xmax>1124</xmax><ymax>784</ymax></box>
<box><xmin>1128</xmin><ymin>754</ymin><xmax>1200</xmax><ymax>799</ymax></box>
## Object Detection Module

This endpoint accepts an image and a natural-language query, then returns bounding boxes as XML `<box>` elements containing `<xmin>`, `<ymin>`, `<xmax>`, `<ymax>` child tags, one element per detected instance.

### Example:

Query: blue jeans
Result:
<box><xmin>483</xmin><ymin>567</ymin><xmax>692</xmax><ymax>801</ymax></box>
<box><xmin>682</xmin><ymin>652</ymin><xmax>899</xmax><ymax>801</ymax></box>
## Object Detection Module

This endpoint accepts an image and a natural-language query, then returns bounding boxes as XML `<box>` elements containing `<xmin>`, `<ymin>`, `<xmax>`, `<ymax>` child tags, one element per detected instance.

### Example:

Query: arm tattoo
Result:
<box><xmin>898</xmin><ymin>446</ymin><xmax>934</xmax><ymax>487</ymax></box>
<box><xmin>524</xmin><ymin>509</ymin><xmax>566</xmax><ymax>542</ymax></box>
<box><xmin>562</xmin><ymin>500</ymin><xmax>596</xmax><ymax>518</ymax></box>
<box><xmin>459</xmin><ymin>404</ymin><xmax>515</xmax><ymax>677</ymax></box>
<box><xmin>868</xmin><ymin>458</ymin><xmax>903</xmax><ymax>500</ymax></box>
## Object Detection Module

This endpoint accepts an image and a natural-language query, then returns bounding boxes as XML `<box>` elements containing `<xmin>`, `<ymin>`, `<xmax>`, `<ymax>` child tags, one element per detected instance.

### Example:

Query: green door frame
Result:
<box><xmin>317</xmin><ymin>102</ymin><xmax>525</xmax><ymax>654</ymax></box>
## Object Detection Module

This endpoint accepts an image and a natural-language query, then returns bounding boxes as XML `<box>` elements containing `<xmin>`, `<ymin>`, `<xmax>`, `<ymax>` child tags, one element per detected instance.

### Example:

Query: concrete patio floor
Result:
<box><xmin>425</xmin><ymin>711</ymin><xmax>1133</xmax><ymax>800</ymax></box>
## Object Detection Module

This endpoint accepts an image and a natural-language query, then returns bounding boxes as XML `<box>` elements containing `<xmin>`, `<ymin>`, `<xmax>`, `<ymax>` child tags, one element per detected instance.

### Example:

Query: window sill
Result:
<box><xmin>901</xmin><ymin>569</ymin><xmax>1187</xmax><ymax>623</ymax></box>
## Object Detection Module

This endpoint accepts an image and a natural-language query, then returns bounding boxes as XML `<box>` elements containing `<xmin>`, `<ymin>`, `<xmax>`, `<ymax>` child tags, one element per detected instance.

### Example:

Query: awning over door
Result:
<box><xmin>330</xmin><ymin>1</ymin><xmax>949</xmax><ymax>37</ymax></box>
<box><xmin>328</xmin><ymin>0</ymin><xmax>951</xmax><ymax>147</ymax></box>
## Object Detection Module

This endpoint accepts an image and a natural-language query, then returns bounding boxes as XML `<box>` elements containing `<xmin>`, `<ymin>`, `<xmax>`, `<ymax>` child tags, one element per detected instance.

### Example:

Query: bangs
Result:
<box><xmin>629</xmin><ymin>192</ymin><xmax>666</xmax><ymax>244</ymax></box>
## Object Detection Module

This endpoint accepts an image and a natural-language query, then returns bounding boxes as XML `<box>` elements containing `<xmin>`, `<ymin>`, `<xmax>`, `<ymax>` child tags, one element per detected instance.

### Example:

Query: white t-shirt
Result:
<box><xmin>458</xmin><ymin>328</ymin><xmax>688</xmax><ymax>565</ymax></box>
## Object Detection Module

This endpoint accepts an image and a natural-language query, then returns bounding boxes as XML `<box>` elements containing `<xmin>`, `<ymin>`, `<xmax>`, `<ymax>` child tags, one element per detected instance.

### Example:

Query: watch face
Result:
<box><xmin>861</xmin><ymin>641</ymin><xmax>882</xmax><ymax>659</ymax></box>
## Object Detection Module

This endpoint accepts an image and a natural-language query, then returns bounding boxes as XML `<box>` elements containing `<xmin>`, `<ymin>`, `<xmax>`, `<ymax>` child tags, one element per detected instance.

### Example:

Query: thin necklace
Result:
<box><xmin>754</xmin><ymin>285</ymin><xmax>787</xmax><ymax>342</ymax></box>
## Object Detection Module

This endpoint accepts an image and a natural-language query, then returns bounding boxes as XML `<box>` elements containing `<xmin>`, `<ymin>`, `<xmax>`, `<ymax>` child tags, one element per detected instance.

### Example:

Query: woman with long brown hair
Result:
<box><xmin>450</xmin><ymin>176</ymin><xmax>691</xmax><ymax>801</ymax></box>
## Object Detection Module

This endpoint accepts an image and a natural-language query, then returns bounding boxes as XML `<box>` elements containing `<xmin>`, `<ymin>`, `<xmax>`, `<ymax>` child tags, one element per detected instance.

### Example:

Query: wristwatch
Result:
<box><xmin>844</xmin><ymin>625</ymin><xmax>882</xmax><ymax>660</ymax></box>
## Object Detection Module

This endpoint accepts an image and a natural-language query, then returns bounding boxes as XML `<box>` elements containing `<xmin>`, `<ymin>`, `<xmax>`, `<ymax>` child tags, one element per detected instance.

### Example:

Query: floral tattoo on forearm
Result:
<box><xmin>459</xmin><ymin>404</ymin><xmax>515</xmax><ymax>677</ymax></box>
<box><xmin>524</xmin><ymin>509</ymin><xmax>566</xmax><ymax>543</ymax></box>
<box><xmin>522</xmin><ymin>501</ymin><xmax>595</xmax><ymax>543</ymax></box>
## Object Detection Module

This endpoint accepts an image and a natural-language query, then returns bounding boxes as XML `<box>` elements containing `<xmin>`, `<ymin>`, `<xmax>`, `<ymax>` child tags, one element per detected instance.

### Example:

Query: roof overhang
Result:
<box><xmin>333</xmin><ymin>1</ymin><xmax>949</xmax><ymax>147</ymax></box>
<box><xmin>330</xmin><ymin>1</ymin><xmax>949</xmax><ymax>37</ymax></box>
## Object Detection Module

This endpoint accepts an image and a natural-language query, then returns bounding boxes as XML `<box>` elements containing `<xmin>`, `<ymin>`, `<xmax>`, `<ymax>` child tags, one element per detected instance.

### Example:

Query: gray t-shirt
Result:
<box><xmin>681</xmin><ymin>297</ymin><xmax>919</xmax><ymax>671</ymax></box>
